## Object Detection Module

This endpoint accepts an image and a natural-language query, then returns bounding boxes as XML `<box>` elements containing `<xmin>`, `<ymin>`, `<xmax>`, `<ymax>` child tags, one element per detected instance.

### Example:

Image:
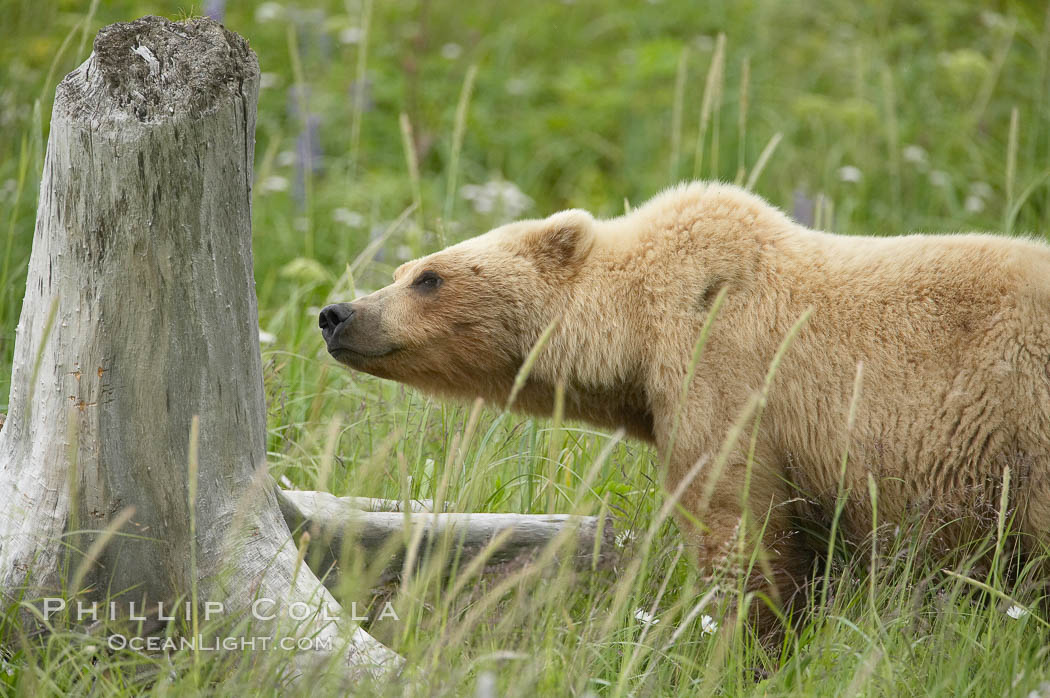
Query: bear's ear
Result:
<box><xmin>392</xmin><ymin>261</ymin><xmax>413</xmax><ymax>282</ymax></box>
<box><xmin>524</xmin><ymin>209</ymin><xmax>596</xmax><ymax>270</ymax></box>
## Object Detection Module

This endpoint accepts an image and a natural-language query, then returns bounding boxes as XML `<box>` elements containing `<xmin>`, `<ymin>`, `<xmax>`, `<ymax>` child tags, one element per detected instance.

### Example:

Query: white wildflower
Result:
<box><xmin>928</xmin><ymin>170</ymin><xmax>951</xmax><ymax>188</ymax></box>
<box><xmin>969</xmin><ymin>181</ymin><xmax>994</xmax><ymax>198</ymax></box>
<box><xmin>837</xmin><ymin>165</ymin><xmax>862</xmax><ymax>183</ymax></box>
<box><xmin>332</xmin><ymin>208</ymin><xmax>365</xmax><ymax>227</ymax></box>
<box><xmin>277</xmin><ymin>150</ymin><xmax>296</xmax><ymax>168</ymax></box>
<box><xmin>476</xmin><ymin>671</ymin><xmax>497</xmax><ymax>698</ymax></box>
<box><xmin>254</xmin><ymin>2</ymin><xmax>284</xmax><ymax>23</ymax></box>
<box><xmin>259</xmin><ymin>329</ymin><xmax>277</xmax><ymax>345</ymax></box>
<box><xmin>502</xmin><ymin>181</ymin><xmax>533</xmax><ymax>216</ymax></box>
<box><xmin>1027</xmin><ymin>682</ymin><xmax>1050</xmax><ymax>698</ymax></box>
<box><xmin>259</xmin><ymin>175</ymin><xmax>289</xmax><ymax>193</ymax></box>
<box><xmin>615</xmin><ymin>529</ymin><xmax>637</xmax><ymax>547</ymax></box>
<box><xmin>505</xmin><ymin>78</ymin><xmax>529</xmax><ymax>96</ymax></box>
<box><xmin>980</xmin><ymin>11</ymin><xmax>1008</xmax><ymax>30</ymax></box>
<box><xmin>440</xmin><ymin>43</ymin><xmax>463</xmax><ymax>60</ymax></box>
<box><xmin>339</xmin><ymin>26</ymin><xmax>364</xmax><ymax>45</ymax></box>
<box><xmin>634</xmin><ymin>608</ymin><xmax>660</xmax><ymax>626</ymax></box>
<box><xmin>1007</xmin><ymin>604</ymin><xmax>1029</xmax><ymax>619</ymax></box>
<box><xmin>460</xmin><ymin>184</ymin><xmax>489</xmax><ymax>213</ymax></box>
<box><xmin>902</xmin><ymin>145</ymin><xmax>928</xmax><ymax>165</ymax></box>
<box><xmin>461</xmin><ymin>180</ymin><xmax>533</xmax><ymax>218</ymax></box>
<box><xmin>700</xmin><ymin>614</ymin><xmax>718</xmax><ymax>634</ymax></box>
<box><xmin>692</xmin><ymin>35</ymin><xmax>715</xmax><ymax>52</ymax></box>
<box><xmin>964</xmin><ymin>194</ymin><xmax>985</xmax><ymax>213</ymax></box>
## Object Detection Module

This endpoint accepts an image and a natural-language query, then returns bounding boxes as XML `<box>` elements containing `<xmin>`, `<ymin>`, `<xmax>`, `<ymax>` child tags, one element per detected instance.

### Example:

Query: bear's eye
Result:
<box><xmin>412</xmin><ymin>270</ymin><xmax>443</xmax><ymax>291</ymax></box>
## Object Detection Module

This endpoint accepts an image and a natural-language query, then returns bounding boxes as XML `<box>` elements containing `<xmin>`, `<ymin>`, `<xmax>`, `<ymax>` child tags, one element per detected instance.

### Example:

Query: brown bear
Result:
<box><xmin>319</xmin><ymin>181</ymin><xmax>1050</xmax><ymax>624</ymax></box>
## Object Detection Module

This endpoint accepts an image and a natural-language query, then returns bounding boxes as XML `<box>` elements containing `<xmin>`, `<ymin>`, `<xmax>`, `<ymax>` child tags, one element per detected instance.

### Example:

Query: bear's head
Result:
<box><xmin>319</xmin><ymin>209</ymin><xmax>596</xmax><ymax>406</ymax></box>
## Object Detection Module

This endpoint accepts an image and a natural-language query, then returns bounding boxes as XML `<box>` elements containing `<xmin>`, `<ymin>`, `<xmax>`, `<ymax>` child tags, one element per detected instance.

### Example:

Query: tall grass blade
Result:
<box><xmin>692</xmin><ymin>33</ymin><xmax>726</xmax><ymax>180</ymax></box>
<box><xmin>444</xmin><ymin>63</ymin><xmax>479</xmax><ymax>236</ymax></box>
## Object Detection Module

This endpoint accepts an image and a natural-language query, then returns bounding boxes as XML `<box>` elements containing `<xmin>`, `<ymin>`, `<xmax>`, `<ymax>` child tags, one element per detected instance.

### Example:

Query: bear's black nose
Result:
<box><xmin>318</xmin><ymin>303</ymin><xmax>354</xmax><ymax>337</ymax></box>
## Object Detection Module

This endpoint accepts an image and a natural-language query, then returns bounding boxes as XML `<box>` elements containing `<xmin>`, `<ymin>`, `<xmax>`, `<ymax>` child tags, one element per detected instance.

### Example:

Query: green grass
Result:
<box><xmin>3</xmin><ymin>0</ymin><xmax>1050</xmax><ymax>695</ymax></box>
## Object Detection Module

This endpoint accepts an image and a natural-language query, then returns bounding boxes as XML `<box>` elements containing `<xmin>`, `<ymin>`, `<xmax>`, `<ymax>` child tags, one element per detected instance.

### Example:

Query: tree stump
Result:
<box><xmin>0</xmin><ymin>15</ymin><xmax>400</xmax><ymax>680</ymax></box>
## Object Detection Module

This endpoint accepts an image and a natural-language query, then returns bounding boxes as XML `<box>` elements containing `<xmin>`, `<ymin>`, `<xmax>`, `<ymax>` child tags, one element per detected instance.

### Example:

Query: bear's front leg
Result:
<box><xmin>675</xmin><ymin>458</ymin><xmax>813</xmax><ymax>641</ymax></box>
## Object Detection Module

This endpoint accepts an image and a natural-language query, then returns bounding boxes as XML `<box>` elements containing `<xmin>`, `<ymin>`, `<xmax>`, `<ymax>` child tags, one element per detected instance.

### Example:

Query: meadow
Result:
<box><xmin>2</xmin><ymin>0</ymin><xmax>1050</xmax><ymax>695</ymax></box>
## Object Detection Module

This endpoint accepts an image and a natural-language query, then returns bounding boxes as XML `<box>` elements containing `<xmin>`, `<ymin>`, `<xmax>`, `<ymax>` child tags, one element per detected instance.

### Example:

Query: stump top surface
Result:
<box><xmin>58</xmin><ymin>15</ymin><xmax>257</xmax><ymax>123</ymax></box>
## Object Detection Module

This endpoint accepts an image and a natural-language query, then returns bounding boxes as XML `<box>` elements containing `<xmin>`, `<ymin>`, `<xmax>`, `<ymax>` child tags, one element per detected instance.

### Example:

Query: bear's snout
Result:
<box><xmin>319</xmin><ymin>300</ymin><xmax>401</xmax><ymax>365</ymax></box>
<box><xmin>318</xmin><ymin>303</ymin><xmax>355</xmax><ymax>341</ymax></box>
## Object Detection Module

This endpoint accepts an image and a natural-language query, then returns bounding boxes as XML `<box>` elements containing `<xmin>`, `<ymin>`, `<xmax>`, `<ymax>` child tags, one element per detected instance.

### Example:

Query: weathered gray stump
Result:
<box><xmin>0</xmin><ymin>15</ymin><xmax>400</xmax><ymax>680</ymax></box>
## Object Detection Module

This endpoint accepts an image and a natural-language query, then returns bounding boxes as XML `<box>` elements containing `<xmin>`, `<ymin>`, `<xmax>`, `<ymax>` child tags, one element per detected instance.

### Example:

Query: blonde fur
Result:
<box><xmin>333</xmin><ymin>181</ymin><xmax>1050</xmax><ymax>618</ymax></box>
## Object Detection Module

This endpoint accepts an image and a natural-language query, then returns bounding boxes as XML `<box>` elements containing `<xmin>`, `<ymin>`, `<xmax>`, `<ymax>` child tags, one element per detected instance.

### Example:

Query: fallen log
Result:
<box><xmin>277</xmin><ymin>488</ymin><xmax>619</xmax><ymax>582</ymax></box>
<box><xmin>336</xmin><ymin>495</ymin><xmax>439</xmax><ymax>513</ymax></box>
